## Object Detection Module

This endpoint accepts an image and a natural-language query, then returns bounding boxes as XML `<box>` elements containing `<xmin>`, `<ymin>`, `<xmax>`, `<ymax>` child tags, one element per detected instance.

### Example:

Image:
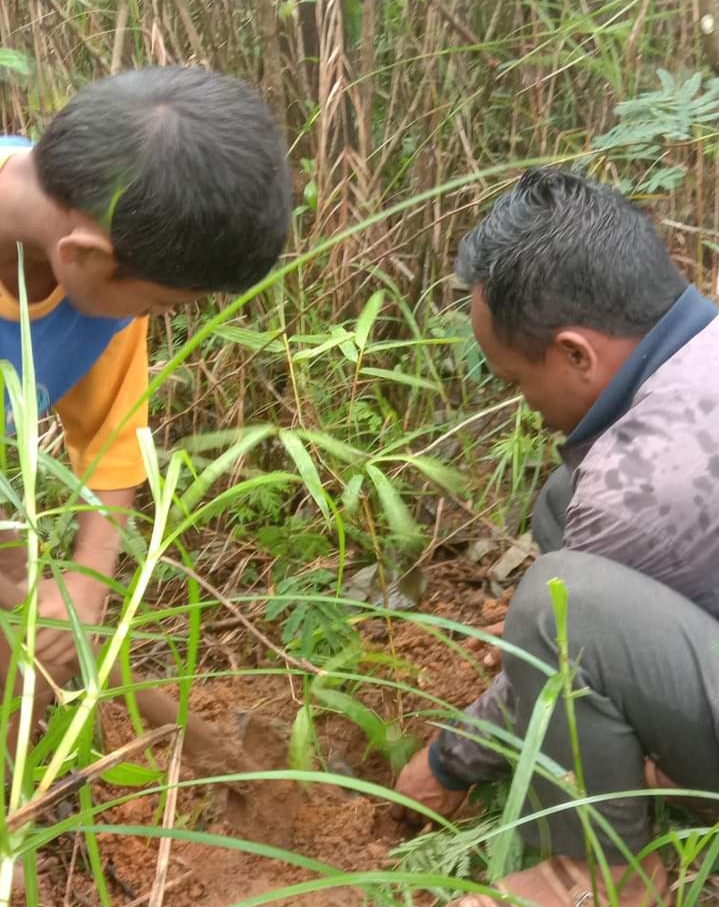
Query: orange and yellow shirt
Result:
<box><xmin>0</xmin><ymin>136</ymin><xmax>148</xmax><ymax>490</ymax></box>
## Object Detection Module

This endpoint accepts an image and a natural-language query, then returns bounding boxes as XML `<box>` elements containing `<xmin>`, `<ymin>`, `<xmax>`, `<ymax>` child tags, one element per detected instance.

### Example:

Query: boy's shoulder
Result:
<box><xmin>0</xmin><ymin>135</ymin><xmax>32</xmax><ymax>149</ymax></box>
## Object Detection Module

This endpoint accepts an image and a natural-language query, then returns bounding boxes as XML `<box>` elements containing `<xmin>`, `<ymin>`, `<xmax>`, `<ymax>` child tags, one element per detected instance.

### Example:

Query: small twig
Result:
<box><xmin>413</xmin><ymin>396</ymin><xmax>523</xmax><ymax>456</ymax></box>
<box><xmin>148</xmin><ymin>730</ymin><xmax>184</xmax><ymax>907</ymax></box>
<box><xmin>110</xmin><ymin>0</ymin><xmax>129</xmax><ymax>74</ymax></box>
<box><xmin>663</xmin><ymin>218</ymin><xmax>719</xmax><ymax>238</ymax></box>
<box><xmin>123</xmin><ymin>870</ymin><xmax>195</xmax><ymax>907</ymax></box>
<box><xmin>105</xmin><ymin>860</ymin><xmax>138</xmax><ymax>899</ymax></box>
<box><xmin>159</xmin><ymin>556</ymin><xmax>324</xmax><ymax>676</ymax></box>
<box><xmin>428</xmin><ymin>0</ymin><xmax>499</xmax><ymax>66</ymax></box>
<box><xmin>7</xmin><ymin>725</ymin><xmax>178</xmax><ymax>832</ymax></box>
<box><xmin>62</xmin><ymin>835</ymin><xmax>81</xmax><ymax>907</ymax></box>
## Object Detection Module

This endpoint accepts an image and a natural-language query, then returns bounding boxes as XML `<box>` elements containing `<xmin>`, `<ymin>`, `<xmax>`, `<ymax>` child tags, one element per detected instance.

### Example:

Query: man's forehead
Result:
<box><xmin>470</xmin><ymin>288</ymin><xmax>495</xmax><ymax>338</ymax></box>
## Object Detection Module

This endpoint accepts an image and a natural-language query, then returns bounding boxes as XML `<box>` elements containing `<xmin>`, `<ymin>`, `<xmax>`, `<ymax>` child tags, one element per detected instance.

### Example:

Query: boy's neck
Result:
<box><xmin>0</xmin><ymin>151</ymin><xmax>72</xmax><ymax>302</ymax></box>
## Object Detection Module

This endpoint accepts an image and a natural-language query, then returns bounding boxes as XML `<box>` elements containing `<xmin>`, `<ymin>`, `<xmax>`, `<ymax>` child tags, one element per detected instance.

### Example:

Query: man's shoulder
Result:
<box><xmin>565</xmin><ymin>312</ymin><xmax>719</xmax><ymax>606</ymax></box>
<box><xmin>578</xmin><ymin>380</ymin><xmax>719</xmax><ymax>512</ymax></box>
<box><xmin>569</xmin><ymin>375</ymin><xmax>719</xmax><ymax>603</ymax></box>
<box><xmin>580</xmin><ymin>310</ymin><xmax>719</xmax><ymax>498</ymax></box>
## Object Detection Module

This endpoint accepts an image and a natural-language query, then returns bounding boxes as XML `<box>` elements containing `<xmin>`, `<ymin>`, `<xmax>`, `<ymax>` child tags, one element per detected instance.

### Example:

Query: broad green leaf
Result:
<box><xmin>685</xmin><ymin>832</ymin><xmax>719</xmax><ymax>903</ymax></box>
<box><xmin>341</xmin><ymin>474</ymin><xmax>364</xmax><ymax>514</ymax></box>
<box><xmin>279</xmin><ymin>431</ymin><xmax>330</xmax><ymax>521</ymax></box>
<box><xmin>355</xmin><ymin>291</ymin><xmax>385</xmax><ymax>352</ymax></box>
<box><xmin>0</xmin><ymin>49</ymin><xmax>32</xmax><ymax>78</ymax></box>
<box><xmin>101</xmin><ymin>762</ymin><xmax>164</xmax><ymax>787</ymax></box>
<box><xmin>213</xmin><ymin>325</ymin><xmax>284</xmax><ymax>353</ymax></box>
<box><xmin>309</xmin><ymin>643</ymin><xmax>363</xmax><ymax>693</ymax></box>
<box><xmin>384</xmin><ymin>721</ymin><xmax>421</xmax><ymax>774</ymax></box>
<box><xmin>303</xmin><ymin>179</ymin><xmax>317</xmax><ymax>211</ymax></box>
<box><xmin>179</xmin><ymin>425</ymin><xmax>272</xmax><ymax>454</ymax></box>
<box><xmin>0</xmin><ymin>460</ymin><xmax>25</xmax><ymax>513</ymax></box>
<box><xmin>48</xmin><ymin>563</ymin><xmax>98</xmax><ymax>695</ymax></box>
<box><xmin>296</xmin><ymin>429</ymin><xmax>363</xmax><ymax>464</ymax></box>
<box><xmin>137</xmin><ymin>426</ymin><xmax>162</xmax><ymax>505</ymax></box>
<box><xmin>177</xmin><ymin>425</ymin><xmax>275</xmax><ymax>515</ymax></box>
<box><xmin>366</xmin><ymin>464</ymin><xmax>422</xmax><ymax>551</ymax></box>
<box><xmin>338</xmin><ymin>339</ymin><xmax>358</xmax><ymax>363</ymax></box>
<box><xmin>288</xmin><ymin>705</ymin><xmax>315</xmax><ymax>773</ymax></box>
<box><xmin>377</xmin><ymin>454</ymin><xmax>465</xmax><ymax>495</ymax></box>
<box><xmin>313</xmin><ymin>688</ymin><xmax>386</xmax><ymax>752</ymax></box>
<box><xmin>366</xmin><ymin>337</ymin><xmax>457</xmax><ymax>353</ymax></box>
<box><xmin>360</xmin><ymin>367</ymin><xmax>439</xmax><ymax>391</ymax></box>
<box><xmin>488</xmin><ymin>671</ymin><xmax>564</xmax><ymax>881</ymax></box>
<box><xmin>293</xmin><ymin>327</ymin><xmax>356</xmax><ymax>361</ymax></box>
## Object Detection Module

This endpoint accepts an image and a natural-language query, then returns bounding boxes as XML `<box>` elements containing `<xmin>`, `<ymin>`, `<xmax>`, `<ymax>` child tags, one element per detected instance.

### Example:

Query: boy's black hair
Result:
<box><xmin>35</xmin><ymin>66</ymin><xmax>291</xmax><ymax>293</ymax></box>
<box><xmin>456</xmin><ymin>167</ymin><xmax>688</xmax><ymax>359</ymax></box>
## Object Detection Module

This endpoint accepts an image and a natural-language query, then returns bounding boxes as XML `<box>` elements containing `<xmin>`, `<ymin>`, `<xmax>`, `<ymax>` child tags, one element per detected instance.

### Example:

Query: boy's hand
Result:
<box><xmin>35</xmin><ymin>573</ymin><xmax>106</xmax><ymax>666</ymax></box>
<box><xmin>391</xmin><ymin>745</ymin><xmax>467</xmax><ymax>826</ymax></box>
<box><xmin>31</xmin><ymin>487</ymin><xmax>135</xmax><ymax>667</ymax></box>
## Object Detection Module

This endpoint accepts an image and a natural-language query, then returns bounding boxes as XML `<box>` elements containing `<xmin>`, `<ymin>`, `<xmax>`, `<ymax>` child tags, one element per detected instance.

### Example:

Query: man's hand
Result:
<box><xmin>480</xmin><ymin>620</ymin><xmax>504</xmax><ymax>669</ymax></box>
<box><xmin>392</xmin><ymin>745</ymin><xmax>467</xmax><ymax>826</ymax></box>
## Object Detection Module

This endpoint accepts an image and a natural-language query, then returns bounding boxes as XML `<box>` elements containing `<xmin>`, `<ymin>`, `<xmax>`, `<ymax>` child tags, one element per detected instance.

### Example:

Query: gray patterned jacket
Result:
<box><xmin>430</xmin><ymin>285</ymin><xmax>719</xmax><ymax>789</ymax></box>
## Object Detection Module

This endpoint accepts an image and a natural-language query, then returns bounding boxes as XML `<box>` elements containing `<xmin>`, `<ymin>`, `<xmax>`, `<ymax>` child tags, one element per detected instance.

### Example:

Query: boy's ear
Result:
<box><xmin>56</xmin><ymin>227</ymin><xmax>116</xmax><ymax>277</ymax></box>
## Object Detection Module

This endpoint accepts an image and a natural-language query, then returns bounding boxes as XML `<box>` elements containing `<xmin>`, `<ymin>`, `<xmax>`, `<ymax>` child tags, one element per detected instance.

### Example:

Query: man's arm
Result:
<box><xmin>394</xmin><ymin>672</ymin><xmax>515</xmax><ymax>821</ymax></box>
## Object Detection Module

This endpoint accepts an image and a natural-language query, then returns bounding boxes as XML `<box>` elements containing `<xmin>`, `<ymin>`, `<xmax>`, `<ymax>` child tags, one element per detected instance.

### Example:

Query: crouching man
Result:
<box><xmin>396</xmin><ymin>168</ymin><xmax>719</xmax><ymax>906</ymax></box>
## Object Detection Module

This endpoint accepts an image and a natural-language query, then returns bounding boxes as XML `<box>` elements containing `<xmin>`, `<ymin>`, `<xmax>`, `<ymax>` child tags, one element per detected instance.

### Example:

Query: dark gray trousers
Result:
<box><xmin>437</xmin><ymin>467</ymin><xmax>719</xmax><ymax>860</ymax></box>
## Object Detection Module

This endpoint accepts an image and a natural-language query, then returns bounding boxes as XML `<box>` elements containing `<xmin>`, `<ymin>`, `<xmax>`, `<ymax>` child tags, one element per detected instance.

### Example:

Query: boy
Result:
<box><xmin>0</xmin><ymin>66</ymin><xmax>290</xmax><ymax>739</ymax></box>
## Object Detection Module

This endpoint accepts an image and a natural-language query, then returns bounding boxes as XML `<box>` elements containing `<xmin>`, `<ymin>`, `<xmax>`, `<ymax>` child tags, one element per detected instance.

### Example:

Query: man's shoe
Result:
<box><xmin>645</xmin><ymin>758</ymin><xmax>719</xmax><ymax>822</ymax></box>
<box><xmin>446</xmin><ymin>852</ymin><xmax>667</xmax><ymax>907</ymax></box>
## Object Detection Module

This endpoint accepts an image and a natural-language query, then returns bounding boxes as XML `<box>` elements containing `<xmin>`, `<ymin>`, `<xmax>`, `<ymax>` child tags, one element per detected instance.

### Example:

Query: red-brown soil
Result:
<box><xmin>32</xmin><ymin>556</ymin><xmax>515</xmax><ymax>907</ymax></box>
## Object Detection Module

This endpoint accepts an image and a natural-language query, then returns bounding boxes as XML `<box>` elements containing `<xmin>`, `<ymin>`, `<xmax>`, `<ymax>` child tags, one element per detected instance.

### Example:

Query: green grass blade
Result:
<box><xmin>279</xmin><ymin>430</ymin><xmax>330</xmax><ymax>521</ymax></box>
<box><xmin>488</xmin><ymin>673</ymin><xmax>564</xmax><ymax>881</ymax></box>
<box><xmin>366</xmin><ymin>464</ymin><xmax>422</xmax><ymax>552</ymax></box>
<box><xmin>355</xmin><ymin>290</ymin><xmax>385</xmax><ymax>351</ymax></box>
<box><xmin>177</xmin><ymin>425</ymin><xmax>276</xmax><ymax>514</ymax></box>
<box><xmin>359</xmin><ymin>367</ymin><xmax>440</xmax><ymax>391</ymax></box>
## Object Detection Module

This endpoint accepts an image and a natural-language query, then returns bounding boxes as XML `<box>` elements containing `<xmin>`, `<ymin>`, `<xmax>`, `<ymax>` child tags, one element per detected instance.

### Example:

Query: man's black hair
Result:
<box><xmin>456</xmin><ymin>167</ymin><xmax>688</xmax><ymax>359</ymax></box>
<box><xmin>35</xmin><ymin>66</ymin><xmax>291</xmax><ymax>293</ymax></box>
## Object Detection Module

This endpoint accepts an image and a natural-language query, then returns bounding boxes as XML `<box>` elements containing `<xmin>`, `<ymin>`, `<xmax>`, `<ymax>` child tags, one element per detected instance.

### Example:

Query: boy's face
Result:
<box><xmin>62</xmin><ymin>272</ymin><xmax>199</xmax><ymax>318</ymax></box>
<box><xmin>51</xmin><ymin>224</ymin><xmax>200</xmax><ymax>318</ymax></box>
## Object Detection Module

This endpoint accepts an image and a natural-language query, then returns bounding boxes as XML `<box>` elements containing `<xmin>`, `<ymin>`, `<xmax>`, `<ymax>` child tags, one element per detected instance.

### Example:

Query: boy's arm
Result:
<box><xmin>73</xmin><ymin>487</ymin><xmax>135</xmax><ymax>581</ymax></box>
<box><xmin>35</xmin><ymin>319</ymin><xmax>149</xmax><ymax>665</ymax></box>
<box><xmin>36</xmin><ymin>487</ymin><xmax>136</xmax><ymax>665</ymax></box>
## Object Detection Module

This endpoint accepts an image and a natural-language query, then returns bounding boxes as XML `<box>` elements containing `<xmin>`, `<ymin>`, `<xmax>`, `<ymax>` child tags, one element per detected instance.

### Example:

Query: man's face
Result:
<box><xmin>470</xmin><ymin>288</ymin><xmax>605</xmax><ymax>435</ymax></box>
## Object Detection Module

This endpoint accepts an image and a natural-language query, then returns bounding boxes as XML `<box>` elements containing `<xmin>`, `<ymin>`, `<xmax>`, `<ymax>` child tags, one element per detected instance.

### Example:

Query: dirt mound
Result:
<box><xmin>33</xmin><ymin>555</ymin><xmax>508</xmax><ymax>906</ymax></box>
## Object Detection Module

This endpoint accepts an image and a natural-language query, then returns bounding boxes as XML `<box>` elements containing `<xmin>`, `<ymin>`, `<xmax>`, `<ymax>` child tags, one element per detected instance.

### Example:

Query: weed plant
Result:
<box><xmin>0</xmin><ymin>1</ymin><xmax>716</xmax><ymax>905</ymax></box>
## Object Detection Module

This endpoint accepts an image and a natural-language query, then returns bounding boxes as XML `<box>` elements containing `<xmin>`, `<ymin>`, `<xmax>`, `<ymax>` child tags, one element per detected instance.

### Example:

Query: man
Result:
<box><xmin>396</xmin><ymin>167</ymin><xmax>719</xmax><ymax>906</ymax></box>
<box><xmin>0</xmin><ymin>66</ymin><xmax>289</xmax><ymax>758</ymax></box>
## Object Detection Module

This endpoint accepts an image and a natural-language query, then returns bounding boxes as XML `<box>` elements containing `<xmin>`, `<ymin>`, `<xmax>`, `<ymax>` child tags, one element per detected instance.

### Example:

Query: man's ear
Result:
<box><xmin>56</xmin><ymin>227</ymin><xmax>115</xmax><ymax>276</ymax></box>
<box><xmin>554</xmin><ymin>329</ymin><xmax>598</xmax><ymax>378</ymax></box>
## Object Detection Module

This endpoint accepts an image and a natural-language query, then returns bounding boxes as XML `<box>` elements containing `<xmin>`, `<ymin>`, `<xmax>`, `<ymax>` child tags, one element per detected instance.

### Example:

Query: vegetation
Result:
<box><xmin>0</xmin><ymin>1</ymin><xmax>716</xmax><ymax>905</ymax></box>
